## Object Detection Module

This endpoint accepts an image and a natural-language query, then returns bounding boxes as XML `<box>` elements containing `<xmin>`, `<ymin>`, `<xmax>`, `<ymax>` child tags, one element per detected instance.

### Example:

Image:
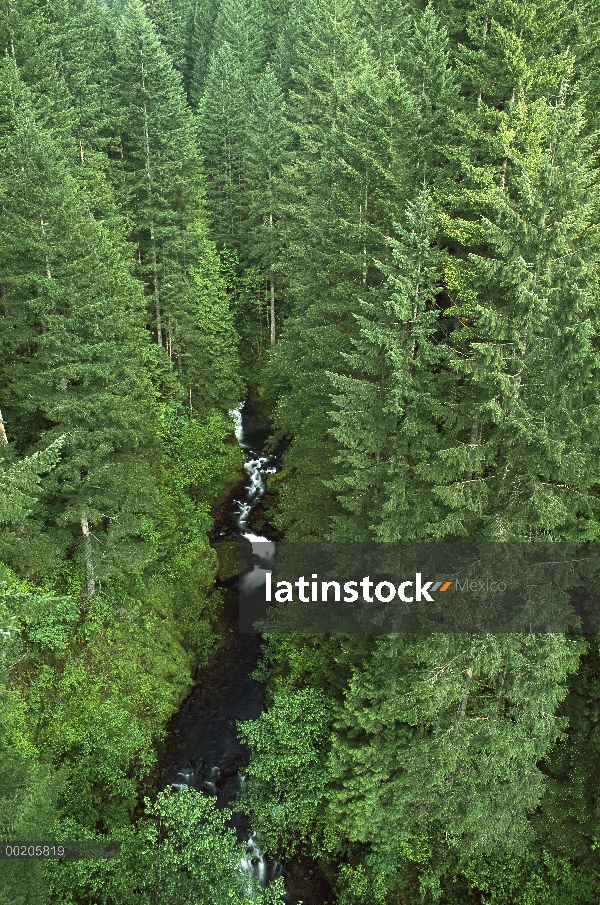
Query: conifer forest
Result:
<box><xmin>2</xmin><ymin>0</ymin><xmax>600</xmax><ymax>902</ymax></box>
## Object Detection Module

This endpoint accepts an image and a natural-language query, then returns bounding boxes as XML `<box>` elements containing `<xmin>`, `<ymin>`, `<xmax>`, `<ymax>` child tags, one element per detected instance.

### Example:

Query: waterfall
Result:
<box><xmin>240</xmin><ymin>832</ymin><xmax>283</xmax><ymax>890</ymax></box>
<box><xmin>166</xmin><ymin>402</ymin><xmax>285</xmax><ymax>898</ymax></box>
<box><xmin>229</xmin><ymin>404</ymin><xmax>285</xmax><ymax>895</ymax></box>
<box><xmin>229</xmin><ymin>404</ymin><xmax>277</xmax><ymax>542</ymax></box>
<box><xmin>230</xmin><ymin>404</ymin><xmax>277</xmax><ymax>597</ymax></box>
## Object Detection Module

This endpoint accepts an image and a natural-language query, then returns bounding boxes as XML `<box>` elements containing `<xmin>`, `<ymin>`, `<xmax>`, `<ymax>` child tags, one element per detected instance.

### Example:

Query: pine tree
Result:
<box><xmin>198</xmin><ymin>0</ymin><xmax>264</xmax><ymax>254</ymax></box>
<box><xmin>263</xmin><ymin>0</ymin><xmax>366</xmax><ymax>539</ymax></box>
<box><xmin>244</xmin><ymin>65</ymin><xmax>291</xmax><ymax>345</ymax></box>
<box><xmin>329</xmin><ymin>0</ymin><xmax>600</xmax><ymax>543</ymax></box>
<box><xmin>0</xmin><ymin>0</ymin><xmax>124</xmax><ymax>226</ymax></box>
<box><xmin>0</xmin><ymin>0</ymin><xmax>75</xmax><ymax>152</ymax></box>
<box><xmin>265</xmin><ymin>0</ymin><xmax>416</xmax><ymax>539</ymax></box>
<box><xmin>252</xmin><ymin>0</ymin><xmax>291</xmax><ymax>66</ymax></box>
<box><xmin>113</xmin><ymin>0</ymin><xmax>241</xmax><ymax>411</ymax></box>
<box><xmin>0</xmin><ymin>439</ymin><xmax>66</xmax><ymax>526</ymax></box>
<box><xmin>185</xmin><ymin>0</ymin><xmax>220</xmax><ymax>103</ymax></box>
<box><xmin>425</xmin><ymin>1</ymin><xmax>600</xmax><ymax>542</ymax></box>
<box><xmin>254</xmin><ymin>5</ymin><xmax>600</xmax><ymax>904</ymax></box>
<box><xmin>328</xmin><ymin>190</ymin><xmax>448</xmax><ymax>540</ymax></box>
<box><xmin>143</xmin><ymin>0</ymin><xmax>190</xmax><ymax>73</ymax></box>
<box><xmin>212</xmin><ymin>0</ymin><xmax>263</xmax><ymax>74</ymax></box>
<box><xmin>326</xmin><ymin>5</ymin><xmax>459</xmax><ymax>540</ymax></box>
<box><xmin>355</xmin><ymin>0</ymin><xmax>411</xmax><ymax>68</ymax></box>
<box><xmin>199</xmin><ymin>41</ymin><xmax>252</xmax><ymax>251</ymax></box>
<box><xmin>325</xmin><ymin>633</ymin><xmax>584</xmax><ymax>884</ymax></box>
<box><xmin>0</xmin><ymin>58</ymin><xmax>165</xmax><ymax>590</ymax></box>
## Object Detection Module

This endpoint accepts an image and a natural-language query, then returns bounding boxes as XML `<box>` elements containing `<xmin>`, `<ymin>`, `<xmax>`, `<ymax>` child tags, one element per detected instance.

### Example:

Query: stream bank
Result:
<box><xmin>154</xmin><ymin>403</ymin><xmax>334</xmax><ymax>905</ymax></box>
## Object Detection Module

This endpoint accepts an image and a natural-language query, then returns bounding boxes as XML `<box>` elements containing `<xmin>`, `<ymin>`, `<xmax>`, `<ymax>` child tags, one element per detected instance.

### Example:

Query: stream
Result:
<box><xmin>156</xmin><ymin>402</ymin><xmax>333</xmax><ymax>904</ymax></box>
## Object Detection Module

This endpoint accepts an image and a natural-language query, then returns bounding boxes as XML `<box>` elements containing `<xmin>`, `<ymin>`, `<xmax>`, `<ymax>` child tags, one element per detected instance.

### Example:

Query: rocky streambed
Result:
<box><xmin>154</xmin><ymin>403</ymin><xmax>333</xmax><ymax>904</ymax></box>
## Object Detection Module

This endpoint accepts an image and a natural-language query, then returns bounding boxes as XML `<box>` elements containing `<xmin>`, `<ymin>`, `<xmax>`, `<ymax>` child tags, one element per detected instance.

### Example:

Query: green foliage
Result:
<box><xmin>4</xmin><ymin>1</ymin><xmax>600</xmax><ymax>904</ymax></box>
<box><xmin>167</xmin><ymin>411</ymin><xmax>242</xmax><ymax>502</ymax></box>
<box><xmin>44</xmin><ymin>788</ymin><xmax>285</xmax><ymax>905</ymax></box>
<box><xmin>143</xmin><ymin>0</ymin><xmax>190</xmax><ymax>73</ymax></box>
<box><xmin>144</xmin><ymin>788</ymin><xmax>284</xmax><ymax>904</ymax></box>
<box><xmin>239</xmin><ymin>687</ymin><xmax>332</xmax><ymax>854</ymax></box>
<box><xmin>0</xmin><ymin>54</ymin><xmax>168</xmax><ymax>586</ymax></box>
<box><xmin>185</xmin><ymin>0</ymin><xmax>221</xmax><ymax>103</ymax></box>
<box><xmin>113</xmin><ymin>0</ymin><xmax>243</xmax><ymax>412</ymax></box>
<box><xmin>0</xmin><ymin>439</ymin><xmax>66</xmax><ymax>526</ymax></box>
<box><xmin>0</xmin><ymin>5</ymin><xmax>248</xmax><ymax>902</ymax></box>
<box><xmin>199</xmin><ymin>41</ymin><xmax>253</xmax><ymax>251</ymax></box>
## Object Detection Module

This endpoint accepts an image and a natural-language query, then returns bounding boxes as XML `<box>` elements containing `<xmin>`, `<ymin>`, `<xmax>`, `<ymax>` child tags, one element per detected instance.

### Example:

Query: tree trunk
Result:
<box><xmin>140</xmin><ymin>81</ymin><xmax>163</xmax><ymax>349</ymax></box>
<box><xmin>150</xmin><ymin>223</ymin><xmax>163</xmax><ymax>347</ymax></box>
<box><xmin>457</xmin><ymin>668</ymin><xmax>473</xmax><ymax>717</ymax></box>
<box><xmin>81</xmin><ymin>515</ymin><xmax>95</xmax><ymax>597</ymax></box>
<box><xmin>269</xmin><ymin>277</ymin><xmax>275</xmax><ymax>345</ymax></box>
<box><xmin>0</xmin><ymin>409</ymin><xmax>8</xmax><ymax>445</ymax></box>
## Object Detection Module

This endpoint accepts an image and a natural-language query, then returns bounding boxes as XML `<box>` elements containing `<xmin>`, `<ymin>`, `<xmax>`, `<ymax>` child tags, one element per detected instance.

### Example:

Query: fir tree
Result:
<box><xmin>113</xmin><ymin>0</ymin><xmax>241</xmax><ymax>410</ymax></box>
<box><xmin>199</xmin><ymin>41</ymin><xmax>251</xmax><ymax>251</ymax></box>
<box><xmin>244</xmin><ymin>65</ymin><xmax>291</xmax><ymax>344</ymax></box>
<box><xmin>428</xmin><ymin>3</ymin><xmax>600</xmax><ymax>542</ymax></box>
<box><xmin>143</xmin><ymin>0</ymin><xmax>190</xmax><ymax>73</ymax></box>
<box><xmin>0</xmin><ymin>0</ymin><xmax>124</xmax><ymax>226</ymax></box>
<box><xmin>325</xmin><ymin>633</ymin><xmax>584</xmax><ymax>880</ymax></box>
<box><xmin>198</xmin><ymin>0</ymin><xmax>264</xmax><ymax>255</ymax></box>
<box><xmin>266</xmin><ymin>0</ymin><xmax>415</xmax><ymax>538</ymax></box>
<box><xmin>0</xmin><ymin>58</ymin><xmax>165</xmax><ymax>590</ymax></box>
<box><xmin>355</xmin><ymin>0</ymin><xmax>411</xmax><ymax>68</ymax></box>
<box><xmin>212</xmin><ymin>0</ymin><xmax>263</xmax><ymax>75</ymax></box>
<box><xmin>328</xmin><ymin>190</ymin><xmax>448</xmax><ymax>540</ymax></box>
<box><xmin>185</xmin><ymin>0</ymin><xmax>220</xmax><ymax>103</ymax></box>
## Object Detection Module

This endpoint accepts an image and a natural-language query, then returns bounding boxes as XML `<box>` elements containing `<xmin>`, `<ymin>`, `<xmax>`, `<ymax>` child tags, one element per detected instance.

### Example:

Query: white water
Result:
<box><xmin>170</xmin><ymin>406</ymin><xmax>284</xmax><ymax>896</ymax></box>
<box><xmin>230</xmin><ymin>404</ymin><xmax>277</xmax><ymax>597</ymax></box>
<box><xmin>230</xmin><ymin>404</ymin><xmax>284</xmax><ymax>895</ymax></box>
<box><xmin>240</xmin><ymin>831</ymin><xmax>283</xmax><ymax>891</ymax></box>
<box><xmin>229</xmin><ymin>405</ymin><xmax>277</xmax><ymax>542</ymax></box>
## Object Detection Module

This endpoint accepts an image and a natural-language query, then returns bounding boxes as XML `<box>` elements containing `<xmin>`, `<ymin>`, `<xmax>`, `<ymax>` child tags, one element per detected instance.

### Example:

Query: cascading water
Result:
<box><xmin>229</xmin><ymin>403</ymin><xmax>283</xmax><ymax>892</ymax></box>
<box><xmin>158</xmin><ymin>402</ymin><xmax>332</xmax><ymax>903</ymax></box>
<box><xmin>231</xmin><ymin>405</ymin><xmax>278</xmax><ymax>615</ymax></box>
<box><xmin>230</xmin><ymin>406</ymin><xmax>276</xmax><ymax>539</ymax></box>
<box><xmin>164</xmin><ymin>402</ymin><xmax>284</xmax><ymax>896</ymax></box>
<box><xmin>240</xmin><ymin>832</ymin><xmax>282</xmax><ymax>892</ymax></box>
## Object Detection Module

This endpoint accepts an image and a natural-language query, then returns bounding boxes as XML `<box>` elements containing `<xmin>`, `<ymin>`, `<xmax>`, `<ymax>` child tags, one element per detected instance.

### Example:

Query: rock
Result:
<box><xmin>212</xmin><ymin>539</ymin><xmax>250</xmax><ymax>582</ymax></box>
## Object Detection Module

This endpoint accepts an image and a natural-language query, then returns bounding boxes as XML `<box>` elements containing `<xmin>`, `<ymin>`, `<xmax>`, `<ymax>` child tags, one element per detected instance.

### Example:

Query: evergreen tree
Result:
<box><xmin>244</xmin><ymin>65</ymin><xmax>291</xmax><ymax>345</ymax></box>
<box><xmin>185</xmin><ymin>0</ymin><xmax>220</xmax><ymax>103</ymax></box>
<box><xmin>199</xmin><ymin>41</ymin><xmax>252</xmax><ymax>251</ymax></box>
<box><xmin>325</xmin><ymin>633</ymin><xmax>584</xmax><ymax>896</ymax></box>
<box><xmin>0</xmin><ymin>0</ymin><xmax>125</xmax><ymax>226</ymax></box>
<box><xmin>423</xmin><ymin>1</ymin><xmax>600</xmax><ymax>542</ymax></box>
<box><xmin>0</xmin><ymin>57</ymin><xmax>165</xmax><ymax>590</ymax></box>
<box><xmin>143</xmin><ymin>0</ymin><xmax>191</xmax><ymax>73</ymax></box>
<box><xmin>212</xmin><ymin>0</ymin><xmax>263</xmax><ymax>74</ymax></box>
<box><xmin>328</xmin><ymin>190</ymin><xmax>448</xmax><ymax>540</ymax></box>
<box><xmin>329</xmin><ymin>0</ymin><xmax>600</xmax><ymax>543</ymax></box>
<box><xmin>113</xmin><ymin>0</ymin><xmax>241</xmax><ymax>410</ymax></box>
<box><xmin>0</xmin><ymin>439</ymin><xmax>66</xmax><ymax>526</ymax></box>
<box><xmin>198</xmin><ymin>0</ymin><xmax>264</xmax><ymax>255</ymax></box>
<box><xmin>255</xmin><ymin>5</ymin><xmax>600</xmax><ymax>904</ymax></box>
<box><xmin>252</xmin><ymin>0</ymin><xmax>291</xmax><ymax>66</ymax></box>
<box><xmin>265</xmin><ymin>0</ymin><xmax>416</xmax><ymax>539</ymax></box>
<box><xmin>355</xmin><ymin>0</ymin><xmax>411</xmax><ymax>68</ymax></box>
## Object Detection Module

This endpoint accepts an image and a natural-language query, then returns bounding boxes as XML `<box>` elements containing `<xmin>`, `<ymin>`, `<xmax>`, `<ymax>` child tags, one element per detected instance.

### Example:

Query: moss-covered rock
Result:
<box><xmin>212</xmin><ymin>539</ymin><xmax>250</xmax><ymax>583</ymax></box>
